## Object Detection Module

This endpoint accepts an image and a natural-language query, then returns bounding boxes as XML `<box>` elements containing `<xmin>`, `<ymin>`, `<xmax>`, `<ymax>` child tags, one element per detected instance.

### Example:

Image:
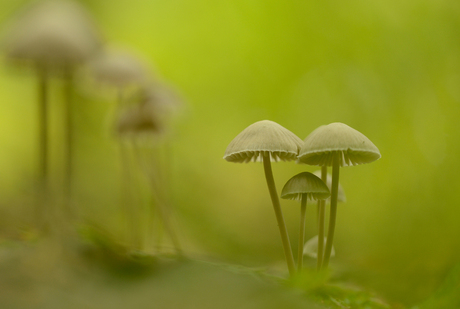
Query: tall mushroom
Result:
<box><xmin>224</xmin><ymin>120</ymin><xmax>302</xmax><ymax>276</ymax></box>
<box><xmin>2</xmin><ymin>0</ymin><xmax>102</xmax><ymax>230</ymax></box>
<box><xmin>280</xmin><ymin>172</ymin><xmax>330</xmax><ymax>272</ymax></box>
<box><xmin>297</xmin><ymin>122</ymin><xmax>380</xmax><ymax>269</ymax></box>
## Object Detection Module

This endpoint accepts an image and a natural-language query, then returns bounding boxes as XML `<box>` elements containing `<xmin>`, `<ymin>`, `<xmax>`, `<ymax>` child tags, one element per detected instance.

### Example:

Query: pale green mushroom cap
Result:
<box><xmin>115</xmin><ymin>101</ymin><xmax>162</xmax><ymax>137</ymax></box>
<box><xmin>224</xmin><ymin>120</ymin><xmax>303</xmax><ymax>163</ymax></box>
<box><xmin>297</xmin><ymin>122</ymin><xmax>381</xmax><ymax>167</ymax></box>
<box><xmin>312</xmin><ymin>170</ymin><xmax>346</xmax><ymax>203</ymax></box>
<box><xmin>90</xmin><ymin>49</ymin><xmax>148</xmax><ymax>88</ymax></box>
<box><xmin>2</xmin><ymin>0</ymin><xmax>102</xmax><ymax>66</ymax></box>
<box><xmin>303</xmin><ymin>235</ymin><xmax>335</xmax><ymax>259</ymax></box>
<box><xmin>281</xmin><ymin>172</ymin><xmax>330</xmax><ymax>201</ymax></box>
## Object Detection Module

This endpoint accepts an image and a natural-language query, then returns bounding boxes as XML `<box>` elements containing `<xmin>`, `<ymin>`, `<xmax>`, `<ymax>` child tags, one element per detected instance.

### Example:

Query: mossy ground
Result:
<box><xmin>4</xmin><ymin>229</ymin><xmax>449</xmax><ymax>309</ymax></box>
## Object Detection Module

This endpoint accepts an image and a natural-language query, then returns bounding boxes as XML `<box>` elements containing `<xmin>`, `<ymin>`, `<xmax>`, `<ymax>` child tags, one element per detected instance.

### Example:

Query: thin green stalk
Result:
<box><xmin>298</xmin><ymin>194</ymin><xmax>307</xmax><ymax>272</ymax></box>
<box><xmin>134</xmin><ymin>143</ymin><xmax>182</xmax><ymax>254</ymax></box>
<box><xmin>116</xmin><ymin>89</ymin><xmax>139</xmax><ymax>248</ymax></box>
<box><xmin>119</xmin><ymin>143</ymin><xmax>138</xmax><ymax>248</ymax></box>
<box><xmin>322</xmin><ymin>152</ymin><xmax>340</xmax><ymax>269</ymax></box>
<box><xmin>38</xmin><ymin>66</ymin><xmax>48</xmax><ymax>187</ymax></box>
<box><xmin>36</xmin><ymin>65</ymin><xmax>49</xmax><ymax>232</ymax></box>
<box><xmin>317</xmin><ymin>165</ymin><xmax>327</xmax><ymax>271</ymax></box>
<box><xmin>262</xmin><ymin>155</ymin><xmax>295</xmax><ymax>276</ymax></box>
<box><xmin>63</xmin><ymin>66</ymin><xmax>73</xmax><ymax>219</ymax></box>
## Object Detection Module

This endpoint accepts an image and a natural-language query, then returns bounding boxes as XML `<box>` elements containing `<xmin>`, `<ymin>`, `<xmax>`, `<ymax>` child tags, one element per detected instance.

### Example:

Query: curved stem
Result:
<box><xmin>322</xmin><ymin>152</ymin><xmax>340</xmax><ymax>269</ymax></box>
<box><xmin>317</xmin><ymin>165</ymin><xmax>327</xmax><ymax>271</ymax></box>
<box><xmin>298</xmin><ymin>194</ymin><xmax>307</xmax><ymax>272</ymax></box>
<box><xmin>262</xmin><ymin>155</ymin><xmax>295</xmax><ymax>276</ymax></box>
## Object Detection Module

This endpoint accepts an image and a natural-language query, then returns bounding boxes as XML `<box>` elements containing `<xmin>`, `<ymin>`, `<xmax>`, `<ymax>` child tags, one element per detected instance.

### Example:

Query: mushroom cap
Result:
<box><xmin>297</xmin><ymin>122</ymin><xmax>381</xmax><ymax>167</ymax></box>
<box><xmin>224</xmin><ymin>120</ymin><xmax>303</xmax><ymax>163</ymax></box>
<box><xmin>90</xmin><ymin>49</ymin><xmax>148</xmax><ymax>88</ymax></box>
<box><xmin>312</xmin><ymin>170</ymin><xmax>346</xmax><ymax>203</ymax></box>
<box><xmin>303</xmin><ymin>235</ymin><xmax>335</xmax><ymax>259</ymax></box>
<box><xmin>115</xmin><ymin>100</ymin><xmax>162</xmax><ymax>137</ymax></box>
<box><xmin>281</xmin><ymin>172</ymin><xmax>330</xmax><ymax>201</ymax></box>
<box><xmin>2</xmin><ymin>0</ymin><xmax>102</xmax><ymax>66</ymax></box>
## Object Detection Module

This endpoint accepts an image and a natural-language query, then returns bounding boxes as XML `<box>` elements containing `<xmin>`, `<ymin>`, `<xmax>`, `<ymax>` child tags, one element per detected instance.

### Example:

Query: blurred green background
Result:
<box><xmin>1</xmin><ymin>0</ymin><xmax>460</xmax><ymax>306</ymax></box>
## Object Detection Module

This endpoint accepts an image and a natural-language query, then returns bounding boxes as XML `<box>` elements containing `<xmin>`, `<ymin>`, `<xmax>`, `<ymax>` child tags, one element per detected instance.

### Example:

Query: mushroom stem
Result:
<box><xmin>38</xmin><ymin>66</ymin><xmax>48</xmax><ymax>187</ymax></box>
<box><xmin>133</xmin><ymin>144</ymin><xmax>182</xmax><ymax>254</ymax></box>
<box><xmin>322</xmin><ymin>152</ymin><xmax>340</xmax><ymax>269</ymax></box>
<box><xmin>317</xmin><ymin>165</ymin><xmax>327</xmax><ymax>270</ymax></box>
<box><xmin>262</xmin><ymin>155</ymin><xmax>295</xmax><ymax>276</ymax></box>
<box><xmin>298</xmin><ymin>194</ymin><xmax>307</xmax><ymax>272</ymax></box>
<box><xmin>63</xmin><ymin>66</ymin><xmax>74</xmax><ymax>219</ymax></box>
<box><xmin>36</xmin><ymin>65</ymin><xmax>49</xmax><ymax>232</ymax></box>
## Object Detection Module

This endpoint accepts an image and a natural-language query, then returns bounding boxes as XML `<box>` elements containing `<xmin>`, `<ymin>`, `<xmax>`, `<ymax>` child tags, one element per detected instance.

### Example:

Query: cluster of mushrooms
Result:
<box><xmin>2</xmin><ymin>0</ymin><xmax>181</xmax><ymax>253</ymax></box>
<box><xmin>224</xmin><ymin>120</ymin><xmax>381</xmax><ymax>276</ymax></box>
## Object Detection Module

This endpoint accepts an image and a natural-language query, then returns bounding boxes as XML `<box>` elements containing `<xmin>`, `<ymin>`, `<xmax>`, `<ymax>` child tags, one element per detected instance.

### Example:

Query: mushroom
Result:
<box><xmin>224</xmin><ymin>120</ymin><xmax>303</xmax><ymax>276</ymax></box>
<box><xmin>303</xmin><ymin>235</ymin><xmax>335</xmax><ymax>259</ymax></box>
<box><xmin>281</xmin><ymin>172</ymin><xmax>330</xmax><ymax>272</ymax></box>
<box><xmin>1</xmin><ymin>0</ymin><xmax>102</xmax><ymax>230</ymax></box>
<box><xmin>297</xmin><ymin>122</ymin><xmax>380</xmax><ymax>269</ymax></box>
<box><xmin>89</xmin><ymin>48</ymin><xmax>150</xmax><ymax>107</ymax></box>
<box><xmin>115</xmin><ymin>92</ymin><xmax>184</xmax><ymax>253</ymax></box>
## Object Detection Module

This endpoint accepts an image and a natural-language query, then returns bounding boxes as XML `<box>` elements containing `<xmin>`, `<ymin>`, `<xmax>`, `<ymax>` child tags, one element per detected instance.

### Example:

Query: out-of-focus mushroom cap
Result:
<box><xmin>223</xmin><ymin>120</ymin><xmax>303</xmax><ymax>163</ymax></box>
<box><xmin>136</xmin><ymin>84</ymin><xmax>183</xmax><ymax>119</ymax></box>
<box><xmin>281</xmin><ymin>172</ymin><xmax>330</xmax><ymax>201</ymax></box>
<box><xmin>312</xmin><ymin>170</ymin><xmax>346</xmax><ymax>203</ymax></box>
<box><xmin>90</xmin><ymin>49</ymin><xmax>147</xmax><ymax>88</ymax></box>
<box><xmin>297</xmin><ymin>122</ymin><xmax>381</xmax><ymax>167</ymax></box>
<box><xmin>2</xmin><ymin>0</ymin><xmax>102</xmax><ymax>66</ymax></box>
<box><xmin>116</xmin><ymin>101</ymin><xmax>162</xmax><ymax>136</ymax></box>
<box><xmin>303</xmin><ymin>235</ymin><xmax>335</xmax><ymax>259</ymax></box>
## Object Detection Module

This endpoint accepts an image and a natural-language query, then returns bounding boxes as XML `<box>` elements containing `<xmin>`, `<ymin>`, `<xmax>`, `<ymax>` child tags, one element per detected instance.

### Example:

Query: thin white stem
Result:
<box><xmin>322</xmin><ymin>152</ymin><xmax>340</xmax><ymax>269</ymax></box>
<box><xmin>298</xmin><ymin>194</ymin><xmax>307</xmax><ymax>272</ymax></box>
<box><xmin>262</xmin><ymin>155</ymin><xmax>295</xmax><ymax>276</ymax></box>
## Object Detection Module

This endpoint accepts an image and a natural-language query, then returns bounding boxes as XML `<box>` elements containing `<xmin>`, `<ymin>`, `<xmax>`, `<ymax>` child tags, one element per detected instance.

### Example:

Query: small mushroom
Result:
<box><xmin>224</xmin><ymin>120</ymin><xmax>302</xmax><ymax>276</ymax></box>
<box><xmin>115</xmin><ymin>100</ymin><xmax>163</xmax><ymax>138</ymax></box>
<box><xmin>303</xmin><ymin>235</ymin><xmax>335</xmax><ymax>259</ymax></box>
<box><xmin>281</xmin><ymin>172</ymin><xmax>330</xmax><ymax>272</ymax></box>
<box><xmin>297</xmin><ymin>122</ymin><xmax>380</xmax><ymax>269</ymax></box>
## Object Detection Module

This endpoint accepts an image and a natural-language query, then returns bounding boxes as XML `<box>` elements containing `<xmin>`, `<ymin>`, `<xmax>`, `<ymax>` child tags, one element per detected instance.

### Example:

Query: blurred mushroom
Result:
<box><xmin>297</xmin><ymin>122</ymin><xmax>380</xmax><ymax>269</ymax></box>
<box><xmin>1</xmin><ymin>0</ymin><xmax>102</xmax><ymax>231</ymax></box>
<box><xmin>89</xmin><ymin>48</ymin><xmax>150</xmax><ymax>107</ymax></box>
<box><xmin>114</xmin><ymin>91</ymin><xmax>183</xmax><ymax>254</ymax></box>
<box><xmin>224</xmin><ymin>120</ymin><xmax>302</xmax><ymax>276</ymax></box>
<box><xmin>3</xmin><ymin>0</ymin><xmax>102</xmax><ymax>66</ymax></box>
<box><xmin>115</xmin><ymin>100</ymin><xmax>163</xmax><ymax>138</ymax></box>
<box><xmin>281</xmin><ymin>172</ymin><xmax>330</xmax><ymax>272</ymax></box>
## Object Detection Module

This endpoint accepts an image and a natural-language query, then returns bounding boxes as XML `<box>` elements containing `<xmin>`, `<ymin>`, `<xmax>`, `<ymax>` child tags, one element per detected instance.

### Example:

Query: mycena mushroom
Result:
<box><xmin>224</xmin><ymin>120</ymin><xmax>302</xmax><ymax>276</ymax></box>
<box><xmin>297</xmin><ymin>122</ymin><xmax>380</xmax><ymax>269</ymax></box>
<box><xmin>2</xmin><ymin>0</ymin><xmax>101</xmax><ymax>230</ymax></box>
<box><xmin>281</xmin><ymin>172</ymin><xmax>330</xmax><ymax>272</ymax></box>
